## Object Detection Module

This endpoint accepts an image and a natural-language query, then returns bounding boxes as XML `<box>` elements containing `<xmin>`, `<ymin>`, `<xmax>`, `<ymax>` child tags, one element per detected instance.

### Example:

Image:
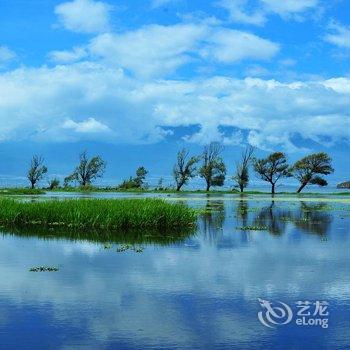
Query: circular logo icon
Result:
<box><xmin>258</xmin><ymin>298</ymin><xmax>293</xmax><ymax>328</ymax></box>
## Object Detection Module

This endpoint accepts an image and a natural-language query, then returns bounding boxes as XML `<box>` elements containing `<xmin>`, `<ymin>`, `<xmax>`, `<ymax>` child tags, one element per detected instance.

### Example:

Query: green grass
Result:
<box><xmin>0</xmin><ymin>198</ymin><xmax>197</xmax><ymax>231</ymax></box>
<box><xmin>0</xmin><ymin>188</ymin><xmax>45</xmax><ymax>196</ymax></box>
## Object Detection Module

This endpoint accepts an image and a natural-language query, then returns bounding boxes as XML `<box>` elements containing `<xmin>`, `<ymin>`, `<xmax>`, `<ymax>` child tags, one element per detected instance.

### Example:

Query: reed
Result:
<box><xmin>0</xmin><ymin>198</ymin><xmax>197</xmax><ymax>230</ymax></box>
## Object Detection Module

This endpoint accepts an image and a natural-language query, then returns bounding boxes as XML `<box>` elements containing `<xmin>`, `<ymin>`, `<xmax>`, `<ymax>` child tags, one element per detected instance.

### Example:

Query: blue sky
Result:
<box><xmin>0</xmin><ymin>0</ymin><xmax>350</xmax><ymax>188</ymax></box>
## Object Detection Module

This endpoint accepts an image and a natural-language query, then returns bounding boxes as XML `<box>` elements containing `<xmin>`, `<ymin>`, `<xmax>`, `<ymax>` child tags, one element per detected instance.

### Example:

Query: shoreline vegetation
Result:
<box><xmin>0</xmin><ymin>198</ymin><xmax>197</xmax><ymax>231</ymax></box>
<box><xmin>22</xmin><ymin>145</ymin><xmax>347</xmax><ymax>195</ymax></box>
<box><xmin>0</xmin><ymin>187</ymin><xmax>349</xmax><ymax>197</ymax></box>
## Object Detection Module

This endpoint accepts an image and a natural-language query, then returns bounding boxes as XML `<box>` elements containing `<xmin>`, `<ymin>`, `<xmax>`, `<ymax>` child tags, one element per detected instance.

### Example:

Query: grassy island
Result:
<box><xmin>0</xmin><ymin>198</ymin><xmax>197</xmax><ymax>231</ymax></box>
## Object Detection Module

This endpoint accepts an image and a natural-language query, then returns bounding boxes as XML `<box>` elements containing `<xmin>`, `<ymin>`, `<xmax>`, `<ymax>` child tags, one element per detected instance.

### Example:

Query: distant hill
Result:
<box><xmin>337</xmin><ymin>181</ymin><xmax>350</xmax><ymax>189</ymax></box>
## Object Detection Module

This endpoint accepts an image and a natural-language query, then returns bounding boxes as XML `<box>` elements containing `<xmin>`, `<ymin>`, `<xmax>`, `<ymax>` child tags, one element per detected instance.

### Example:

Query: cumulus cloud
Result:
<box><xmin>218</xmin><ymin>0</ymin><xmax>266</xmax><ymax>26</ymax></box>
<box><xmin>0</xmin><ymin>46</ymin><xmax>16</xmax><ymax>63</ymax></box>
<box><xmin>324</xmin><ymin>22</ymin><xmax>350</xmax><ymax>49</ymax></box>
<box><xmin>1</xmin><ymin>61</ymin><xmax>349</xmax><ymax>151</ymax></box>
<box><xmin>89</xmin><ymin>24</ymin><xmax>279</xmax><ymax>77</ymax></box>
<box><xmin>55</xmin><ymin>0</ymin><xmax>112</xmax><ymax>34</ymax></box>
<box><xmin>201</xmin><ymin>29</ymin><xmax>279</xmax><ymax>63</ymax></box>
<box><xmin>261</xmin><ymin>0</ymin><xmax>318</xmax><ymax>16</ymax></box>
<box><xmin>1</xmin><ymin>1</ymin><xmax>348</xmax><ymax>152</ymax></box>
<box><xmin>89</xmin><ymin>24</ymin><xmax>207</xmax><ymax>78</ymax></box>
<box><xmin>49</xmin><ymin>46</ymin><xmax>88</xmax><ymax>63</ymax></box>
<box><xmin>219</xmin><ymin>0</ymin><xmax>319</xmax><ymax>25</ymax></box>
<box><xmin>62</xmin><ymin>117</ymin><xmax>112</xmax><ymax>133</ymax></box>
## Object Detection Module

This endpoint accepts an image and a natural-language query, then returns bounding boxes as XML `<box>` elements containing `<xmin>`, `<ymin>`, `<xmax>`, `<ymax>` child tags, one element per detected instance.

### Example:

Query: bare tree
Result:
<box><xmin>199</xmin><ymin>142</ymin><xmax>226</xmax><ymax>191</ymax></box>
<box><xmin>67</xmin><ymin>151</ymin><xmax>106</xmax><ymax>187</ymax></box>
<box><xmin>173</xmin><ymin>149</ymin><xmax>199</xmax><ymax>191</ymax></box>
<box><xmin>253</xmin><ymin>152</ymin><xmax>290</xmax><ymax>194</ymax></box>
<box><xmin>27</xmin><ymin>155</ymin><xmax>48</xmax><ymax>189</ymax></box>
<box><xmin>291</xmin><ymin>152</ymin><xmax>334</xmax><ymax>193</ymax></box>
<box><xmin>233</xmin><ymin>146</ymin><xmax>255</xmax><ymax>193</ymax></box>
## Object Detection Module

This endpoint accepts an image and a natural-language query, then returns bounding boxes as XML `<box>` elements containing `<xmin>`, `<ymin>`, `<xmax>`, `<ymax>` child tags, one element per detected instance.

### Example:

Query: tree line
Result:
<box><xmin>27</xmin><ymin>143</ymin><xmax>334</xmax><ymax>194</ymax></box>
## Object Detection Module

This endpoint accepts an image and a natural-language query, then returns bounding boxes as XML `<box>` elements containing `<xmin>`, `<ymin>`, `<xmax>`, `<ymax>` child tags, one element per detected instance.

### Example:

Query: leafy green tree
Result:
<box><xmin>118</xmin><ymin>166</ymin><xmax>148</xmax><ymax>189</ymax></box>
<box><xmin>253</xmin><ymin>152</ymin><xmax>290</xmax><ymax>194</ymax></box>
<box><xmin>199</xmin><ymin>142</ymin><xmax>226</xmax><ymax>191</ymax></box>
<box><xmin>135</xmin><ymin>166</ymin><xmax>148</xmax><ymax>188</ymax></box>
<box><xmin>233</xmin><ymin>146</ymin><xmax>255</xmax><ymax>193</ymax></box>
<box><xmin>64</xmin><ymin>173</ymin><xmax>76</xmax><ymax>187</ymax></box>
<box><xmin>27</xmin><ymin>155</ymin><xmax>48</xmax><ymax>189</ymax></box>
<box><xmin>48</xmin><ymin>178</ymin><xmax>60</xmax><ymax>190</ymax></box>
<box><xmin>68</xmin><ymin>151</ymin><xmax>106</xmax><ymax>187</ymax></box>
<box><xmin>291</xmin><ymin>152</ymin><xmax>334</xmax><ymax>193</ymax></box>
<box><xmin>156</xmin><ymin>177</ymin><xmax>165</xmax><ymax>191</ymax></box>
<box><xmin>173</xmin><ymin>148</ymin><xmax>199</xmax><ymax>191</ymax></box>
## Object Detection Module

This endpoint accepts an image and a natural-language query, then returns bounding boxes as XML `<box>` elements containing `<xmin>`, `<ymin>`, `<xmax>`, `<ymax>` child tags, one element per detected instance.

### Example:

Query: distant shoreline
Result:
<box><xmin>0</xmin><ymin>187</ymin><xmax>349</xmax><ymax>197</ymax></box>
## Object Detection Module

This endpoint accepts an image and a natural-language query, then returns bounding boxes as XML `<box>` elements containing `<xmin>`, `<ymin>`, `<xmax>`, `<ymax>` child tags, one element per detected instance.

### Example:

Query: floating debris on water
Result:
<box><xmin>116</xmin><ymin>244</ymin><xmax>131</xmax><ymax>252</ymax></box>
<box><xmin>236</xmin><ymin>226</ymin><xmax>268</xmax><ymax>231</ymax></box>
<box><xmin>29</xmin><ymin>266</ymin><xmax>59</xmax><ymax>272</ymax></box>
<box><xmin>116</xmin><ymin>244</ymin><xmax>144</xmax><ymax>253</ymax></box>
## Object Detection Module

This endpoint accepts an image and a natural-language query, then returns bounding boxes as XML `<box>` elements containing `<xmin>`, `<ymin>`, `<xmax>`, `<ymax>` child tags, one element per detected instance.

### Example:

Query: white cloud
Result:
<box><xmin>89</xmin><ymin>24</ymin><xmax>207</xmax><ymax>78</ymax></box>
<box><xmin>0</xmin><ymin>46</ymin><xmax>16</xmax><ymax>62</ymax></box>
<box><xmin>49</xmin><ymin>46</ymin><xmax>88</xmax><ymax>63</ymax></box>
<box><xmin>0</xmin><ymin>63</ymin><xmax>350</xmax><ymax>150</ymax></box>
<box><xmin>0</xmin><ymin>5</ymin><xmax>348</xmax><ymax>152</ymax></box>
<box><xmin>324</xmin><ymin>22</ymin><xmax>350</xmax><ymax>49</ymax></box>
<box><xmin>219</xmin><ymin>0</ymin><xmax>319</xmax><ymax>25</ymax></box>
<box><xmin>62</xmin><ymin>117</ymin><xmax>111</xmax><ymax>133</ymax></box>
<box><xmin>0</xmin><ymin>62</ymin><xmax>174</xmax><ymax>143</ymax></box>
<box><xmin>89</xmin><ymin>24</ymin><xmax>279</xmax><ymax>77</ymax></box>
<box><xmin>218</xmin><ymin>0</ymin><xmax>266</xmax><ymax>26</ymax></box>
<box><xmin>153</xmin><ymin>76</ymin><xmax>350</xmax><ymax>151</ymax></box>
<box><xmin>55</xmin><ymin>0</ymin><xmax>112</xmax><ymax>34</ymax></box>
<box><xmin>201</xmin><ymin>29</ymin><xmax>279</xmax><ymax>63</ymax></box>
<box><xmin>261</xmin><ymin>0</ymin><xmax>318</xmax><ymax>16</ymax></box>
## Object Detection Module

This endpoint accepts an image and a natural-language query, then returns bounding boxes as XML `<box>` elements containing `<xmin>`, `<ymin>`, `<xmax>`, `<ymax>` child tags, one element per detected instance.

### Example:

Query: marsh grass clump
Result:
<box><xmin>0</xmin><ymin>198</ymin><xmax>197</xmax><ymax>230</ymax></box>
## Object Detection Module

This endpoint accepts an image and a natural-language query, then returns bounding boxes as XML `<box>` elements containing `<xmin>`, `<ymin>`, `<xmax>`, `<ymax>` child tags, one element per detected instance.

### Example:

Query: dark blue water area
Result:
<box><xmin>0</xmin><ymin>198</ymin><xmax>349</xmax><ymax>349</ymax></box>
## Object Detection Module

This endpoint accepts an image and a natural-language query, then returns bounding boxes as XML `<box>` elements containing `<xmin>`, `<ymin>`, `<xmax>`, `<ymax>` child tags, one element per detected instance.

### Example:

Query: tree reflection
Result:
<box><xmin>236</xmin><ymin>201</ymin><xmax>332</xmax><ymax>237</ymax></box>
<box><xmin>293</xmin><ymin>202</ymin><xmax>332</xmax><ymax>236</ymax></box>
<box><xmin>252</xmin><ymin>201</ymin><xmax>292</xmax><ymax>235</ymax></box>
<box><xmin>201</xmin><ymin>200</ymin><xmax>225</xmax><ymax>243</ymax></box>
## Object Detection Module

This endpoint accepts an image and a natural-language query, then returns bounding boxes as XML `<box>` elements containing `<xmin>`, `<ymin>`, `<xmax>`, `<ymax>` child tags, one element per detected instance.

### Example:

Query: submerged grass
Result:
<box><xmin>0</xmin><ymin>198</ymin><xmax>197</xmax><ymax>230</ymax></box>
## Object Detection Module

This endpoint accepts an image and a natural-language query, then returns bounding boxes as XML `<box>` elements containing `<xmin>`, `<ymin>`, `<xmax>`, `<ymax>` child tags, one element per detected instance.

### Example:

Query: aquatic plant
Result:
<box><xmin>29</xmin><ymin>266</ymin><xmax>59</xmax><ymax>272</ymax></box>
<box><xmin>236</xmin><ymin>226</ymin><xmax>268</xmax><ymax>231</ymax></box>
<box><xmin>0</xmin><ymin>198</ymin><xmax>197</xmax><ymax>230</ymax></box>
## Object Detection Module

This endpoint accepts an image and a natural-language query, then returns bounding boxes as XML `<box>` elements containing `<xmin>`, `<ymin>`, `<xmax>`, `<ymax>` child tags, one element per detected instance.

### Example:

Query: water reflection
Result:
<box><xmin>233</xmin><ymin>201</ymin><xmax>333</xmax><ymax>237</ymax></box>
<box><xmin>2</xmin><ymin>225</ymin><xmax>195</xmax><ymax>245</ymax></box>
<box><xmin>201</xmin><ymin>200</ymin><xmax>225</xmax><ymax>243</ymax></box>
<box><xmin>0</xmin><ymin>199</ymin><xmax>348</xmax><ymax>349</ymax></box>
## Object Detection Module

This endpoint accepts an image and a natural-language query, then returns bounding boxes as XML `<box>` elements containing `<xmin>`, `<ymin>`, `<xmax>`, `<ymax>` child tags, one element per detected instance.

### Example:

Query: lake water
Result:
<box><xmin>0</xmin><ymin>193</ymin><xmax>349</xmax><ymax>349</ymax></box>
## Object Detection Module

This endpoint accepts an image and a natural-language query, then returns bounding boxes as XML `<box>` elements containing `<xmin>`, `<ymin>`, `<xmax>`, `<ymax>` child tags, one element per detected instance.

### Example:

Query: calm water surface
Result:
<box><xmin>0</xmin><ymin>194</ymin><xmax>349</xmax><ymax>349</ymax></box>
